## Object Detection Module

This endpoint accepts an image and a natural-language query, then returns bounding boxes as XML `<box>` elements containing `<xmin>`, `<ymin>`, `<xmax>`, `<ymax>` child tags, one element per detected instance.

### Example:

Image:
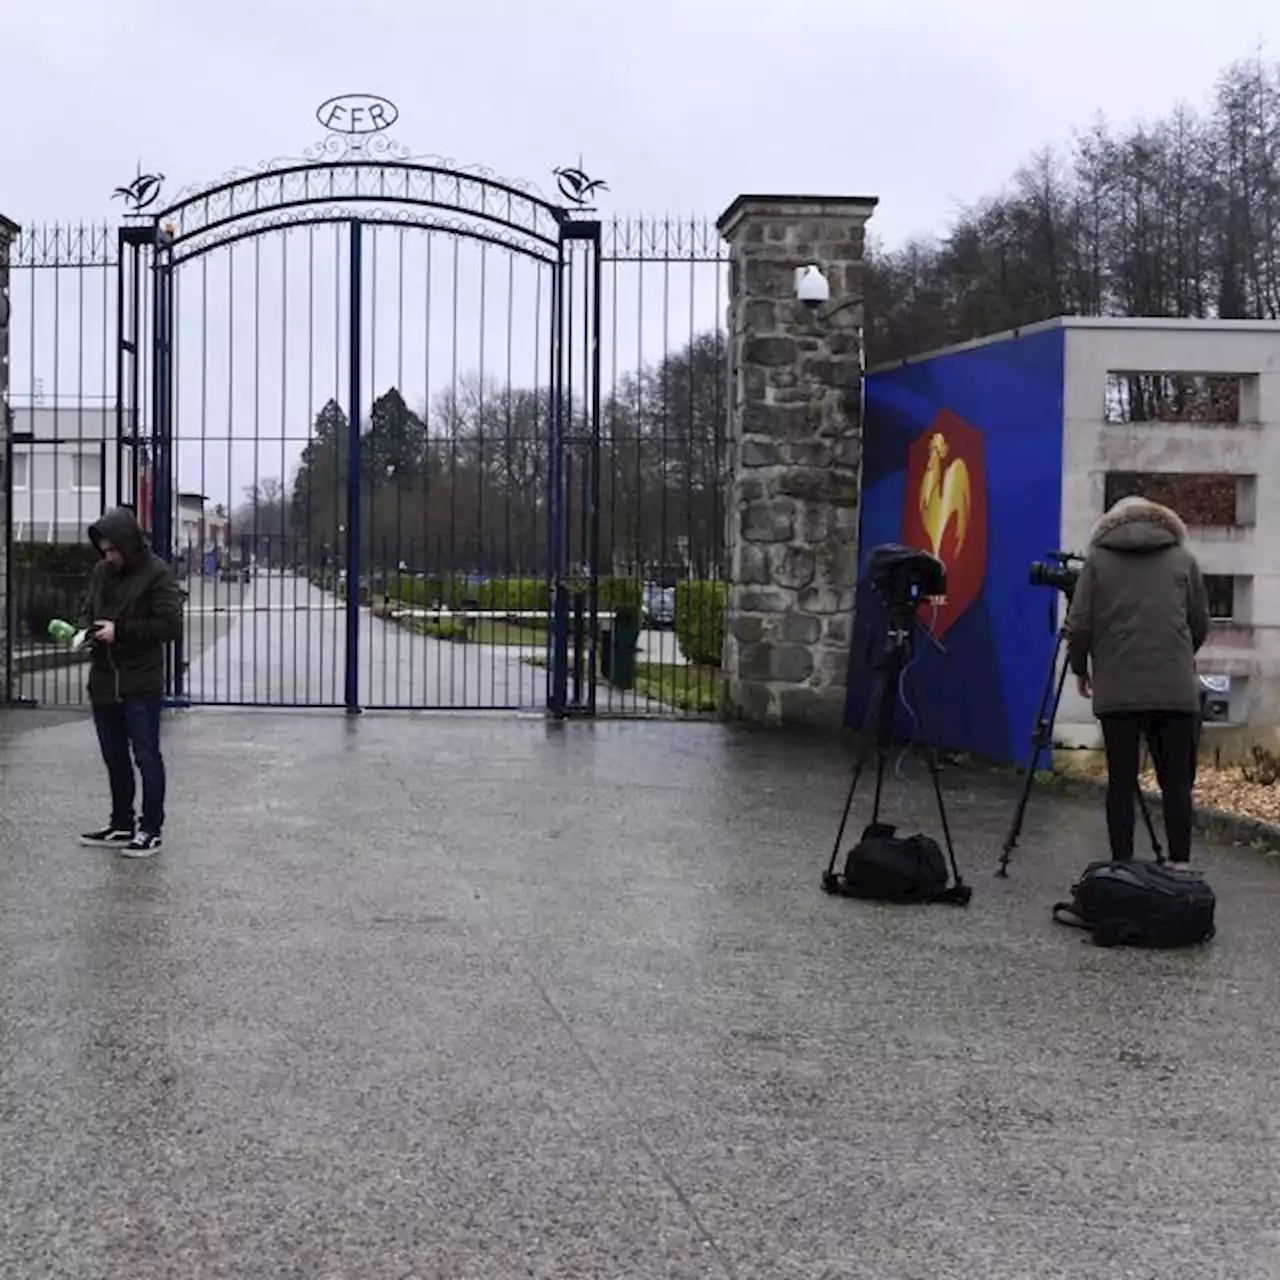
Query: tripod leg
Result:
<box><xmin>824</xmin><ymin>670</ymin><xmax>886</xmax><ymax>881</ymax></box>
<box><xmin>906</xmin><ymin>665</ymin><xmax>972</xmax><ymax>906</ymax></box>
<box><xmin>1138</xmin><ymin>787</ymin><xmax>1164</xmax><ymax>861</ymax></box>
<box><xmin>870</xmin><ymin>675</ymin><xmax>890</xmax><ymax>824</ymax></box>
<box><xmin>999</xmin><ymin>627</ymin><xmax>1071</xmax><ymax>875</ymax></box>
<box><xmin>1136</xmin><ymin>744</ymin><xmax>1164</xmax><ymax>861</ymax></box>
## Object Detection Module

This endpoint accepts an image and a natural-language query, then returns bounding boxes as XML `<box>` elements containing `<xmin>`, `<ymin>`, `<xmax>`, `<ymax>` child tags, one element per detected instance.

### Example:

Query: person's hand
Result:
<box><xmin>1076</xmin><ymin>672</ymin><xmax>1091</xmax><ymax>698</ymax></box>
<box><xmin>93</xmin><ymin>620</ymin><xmax>116</xmax><ymax>644</ymax></box>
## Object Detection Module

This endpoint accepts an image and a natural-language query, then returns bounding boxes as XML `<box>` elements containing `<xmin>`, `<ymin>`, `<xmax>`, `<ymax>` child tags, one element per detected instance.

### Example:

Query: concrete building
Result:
<box><xmin>1056</xmin><ymin>317</ymin><xmax>1278</xmax><ymax>758</ymax></box>
<box><xmin>7</xmin><ymin>405</ymin><xmax>134</xmax><ymax>543</ymax></box>
<box><xmin>176</xmin><ymin>491</ymin><xmax>231</xmax><ymax>574</ymax></box>
<box><xmin>856</xmin><ymin>316</ymin><xmax>1279</xmax><ymax>768</ymax></box>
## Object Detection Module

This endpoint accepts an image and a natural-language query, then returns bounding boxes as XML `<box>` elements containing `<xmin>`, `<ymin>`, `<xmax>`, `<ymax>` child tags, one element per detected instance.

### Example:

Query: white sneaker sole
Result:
<box><xmin>118</xmin><ymin>843</ymin><xmax>162</xmax><ymax>859</ymax></box>
<box><xmin>80</xmin><ymin>836</ymin><xmax>134</xmax><ymax>849</ymax></box>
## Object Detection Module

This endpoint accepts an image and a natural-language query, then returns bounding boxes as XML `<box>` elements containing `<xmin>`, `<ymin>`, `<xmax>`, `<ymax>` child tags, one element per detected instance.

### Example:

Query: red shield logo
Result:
<box><xmin>899</xmin><ymin>409</ymin><xmax>988</xmax><ymax>639</ymax></box>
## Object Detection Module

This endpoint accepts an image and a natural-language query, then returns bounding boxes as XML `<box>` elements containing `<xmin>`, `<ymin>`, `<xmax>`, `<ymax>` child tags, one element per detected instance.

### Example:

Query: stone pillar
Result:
<box><xmin>716</xmin><ymin>195</ymin><xmax>877</xmax><ymax>728</ymax></box>
<box><xmin>0</xmin><ymin>215</ymin><xmax>17</xmax><ymax>703</ymax></box>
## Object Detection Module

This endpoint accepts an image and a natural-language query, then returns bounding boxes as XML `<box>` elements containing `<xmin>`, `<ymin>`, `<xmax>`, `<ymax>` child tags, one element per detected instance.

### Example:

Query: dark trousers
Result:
<box><xmin>1099</xmin><ymin>711</ymin><xmax>1197</xmax><ymax>864</ymax></box>
<box><xmin>92</xmin><ymin>698</ymin><xmax>166</xmax><ymax>835</ymax></box>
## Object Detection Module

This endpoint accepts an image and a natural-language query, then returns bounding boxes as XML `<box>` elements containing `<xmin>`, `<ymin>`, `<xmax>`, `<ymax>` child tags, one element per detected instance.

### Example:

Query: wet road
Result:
<box><xmin>182</xmin><ymin>572</ymin><xmax>545</xmax><ymax>709</ymax></box>
<box><xmin>184</xmin><ymin>572</ymin><xmax>669</xmax><ymax>712</ymax></box>
<box><xmin>3</xmin><ymin>711</ymin><xmax>1280</xmax><ymax>1277</ymax></box>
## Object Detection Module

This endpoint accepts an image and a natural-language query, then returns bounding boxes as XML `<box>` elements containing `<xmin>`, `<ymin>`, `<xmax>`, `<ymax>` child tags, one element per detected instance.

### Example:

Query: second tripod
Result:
<box><xmin>998</xmin><ymin>620</ymin><xmax>1163</xmax><ymax>876</ymax></box>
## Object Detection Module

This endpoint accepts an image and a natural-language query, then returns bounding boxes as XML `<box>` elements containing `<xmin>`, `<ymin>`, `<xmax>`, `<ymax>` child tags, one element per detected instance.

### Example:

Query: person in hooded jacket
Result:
<box><xmin>1066</xmin><ymin>495</ymin><xmax>1211</xmax><ymax>870</ymax></box>
<box><xmin>75</xmin><ymin>506</ymin><xmax>185</xmax><ymax>856</ymax></box>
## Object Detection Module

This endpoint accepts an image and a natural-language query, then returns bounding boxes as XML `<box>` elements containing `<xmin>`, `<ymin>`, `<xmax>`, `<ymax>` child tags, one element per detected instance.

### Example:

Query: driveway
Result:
<box><xmin>2</xmin><ymin>712</ymin><xmax>1278</xmax><ymax>1277</ymax></box>
<box><xmin>182</xmin><ymin>572</ymin><xmax>675</xmax><ymax>712</ymax></box>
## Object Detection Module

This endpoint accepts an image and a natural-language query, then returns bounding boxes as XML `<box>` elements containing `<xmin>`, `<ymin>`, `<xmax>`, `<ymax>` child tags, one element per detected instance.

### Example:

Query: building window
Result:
<box><xmin>10</xmin><ymin>452</ymin><xmax>29</xmax><ymax>489</ymax></box>
<box><xmin>71</xmin><ymin>452</ymin><xmax>103</xmax><ymax>491</ymax></box>
<box><xmin>1203</xmin><ymin>575</ymin><xmax>1235</xmax><ymax>621</ymax></box>
<box><xmin>1103</xmin><ymin>472</ymin><xmax>1239</xmax><ymax>526</ymax></box>
<box><xmin>1104</xmin><ymin>372</ymin><xmax>1246</xmax><ymax>425</ymax></box>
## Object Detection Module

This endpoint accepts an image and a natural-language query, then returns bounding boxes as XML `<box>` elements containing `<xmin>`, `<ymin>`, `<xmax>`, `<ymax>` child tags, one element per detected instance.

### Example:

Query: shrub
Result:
<box><xmin>11</xmin><ymin>542</ymin><xmax>98</xmax><ymax>641</ymax></box>
<box><xmin>385</xmin><ymin>574</ymin><xmax>642</xmax><ymax>614</ymax></box>
<box><xmin>675</xmin><ymin>580</ymin><xmax>727</xmax><ymax>667</ymax></box>
<box><xmin>476</xmin><ymin>578</ymin><xmax>548</xmax><ymax>611</ymax></box>
<box><xmin>1242</xmin><ymin>745</ymin><xmax>1280</xmax><ymax>787</ymax></box>
<box><xmin>12</xmin><ymin>542</ymin><xmax>99</xmax><ymax>576</ymax></box>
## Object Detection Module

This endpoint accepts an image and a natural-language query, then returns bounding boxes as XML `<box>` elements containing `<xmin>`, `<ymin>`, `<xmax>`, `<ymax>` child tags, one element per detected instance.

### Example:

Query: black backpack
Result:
<box><xmin>843</xmin><ymin>822</ymin><xmax>950</xmax><ymax>903</ymax></box>
<box><xmin>1053</xmin><ymin>860</ymin><xmax>1216</xmax><ymax>948</ymax></box>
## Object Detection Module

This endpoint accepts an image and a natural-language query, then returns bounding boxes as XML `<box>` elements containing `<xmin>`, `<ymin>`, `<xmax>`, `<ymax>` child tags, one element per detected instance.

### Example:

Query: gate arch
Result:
<box><xmin>118</xmin><ymin>125</ymin><xmax>602</xmax><ymax>715</ymax></box>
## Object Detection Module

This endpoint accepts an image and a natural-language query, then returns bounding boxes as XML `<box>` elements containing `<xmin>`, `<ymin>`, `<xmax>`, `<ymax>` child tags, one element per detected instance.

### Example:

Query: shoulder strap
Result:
<box><xmin>112</xmin><ymin>556</ymin><xmax>168</xmax><ymax>620</ymax></box>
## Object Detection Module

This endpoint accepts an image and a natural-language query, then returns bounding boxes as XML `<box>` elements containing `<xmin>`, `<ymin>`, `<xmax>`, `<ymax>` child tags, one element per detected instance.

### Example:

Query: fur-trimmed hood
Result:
<box><xmin>1089</xmin><ymin>495</ymin><xmax>1188</xmax><ymax>553</ymax></box>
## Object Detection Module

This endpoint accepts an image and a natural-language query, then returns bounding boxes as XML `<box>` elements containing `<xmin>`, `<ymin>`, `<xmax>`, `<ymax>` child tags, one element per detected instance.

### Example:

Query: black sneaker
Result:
<box><xmin>80</xmin><ymin>826</ymin><xmax>135</xmax><ymax>849</ymax></box>
<box><xmin>120</xmin><ymin>832</ymin><xmax>162</xmax><ymax>859</ymax></box>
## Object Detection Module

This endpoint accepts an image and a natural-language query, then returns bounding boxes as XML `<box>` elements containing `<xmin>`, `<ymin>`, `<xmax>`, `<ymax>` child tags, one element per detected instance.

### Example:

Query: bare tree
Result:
<box><xmin>864</xmin><ymin>53</ymin><xmax>1280</xmax><ymax>366</ymax></box>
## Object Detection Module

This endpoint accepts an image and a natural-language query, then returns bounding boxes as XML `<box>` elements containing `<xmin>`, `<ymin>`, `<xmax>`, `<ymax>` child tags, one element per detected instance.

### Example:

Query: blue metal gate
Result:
<box><xmin>111</xmin><ymin>128</ymin><xmax>602</xmax><ymax>714</ymax></box>
<box><xmin>3</xmin><ymin>104</ymin><xmax>730</xmax><ymax>718</ymax></box>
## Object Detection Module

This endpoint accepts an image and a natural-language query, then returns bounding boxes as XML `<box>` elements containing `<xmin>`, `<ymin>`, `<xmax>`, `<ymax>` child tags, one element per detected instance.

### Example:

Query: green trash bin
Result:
<box><xmin>609</xmin><ymin>604</ymin><xmax>640</xmax><ymax>690</ymax></box>
<box><xmin>600</xmin><ymin>623</ymin><xmax>614</xmax><ymax>681</ymax></box>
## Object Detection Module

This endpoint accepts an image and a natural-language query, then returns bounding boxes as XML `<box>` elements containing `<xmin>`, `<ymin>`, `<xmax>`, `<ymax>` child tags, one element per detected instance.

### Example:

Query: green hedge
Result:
<box><xmin>10</xmin><ymin>543</ymin><xmax>99</xmax><ymax>641</ymax></box>
<box><xmin>384</xmin><ymin>574</ymin><xmax>642</xmax><ymax>613</ymax></box>
<box><xmin>675</xmin><ymin>580</ymin><xmax>727</xmax><ymax>667</ymax></box>
<box><xmin>12</xmin><ymin>542</ymin><xmax>100</xmax><ymax>575</ymax></box>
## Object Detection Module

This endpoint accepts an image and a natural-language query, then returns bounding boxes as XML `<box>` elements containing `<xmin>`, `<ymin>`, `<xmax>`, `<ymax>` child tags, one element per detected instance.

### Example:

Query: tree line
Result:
<box><xmin>862</xmin><ymin>51</ymin><xmax>1276</xmax><ymax>525</ymax></box>
<box><xmin>234</xmin><ymin>53</ymin><xmax>1279</xmax><ymax>565</ymax></box>
<box><xmin>230</xmin><ymin>331</ymin><xmax>726</xmax><ymax>580</ymax></box>
<box><xmin>865</xmin><ymin>54</ymin><xmax>1280</xmax><ymax>363</ymax></box>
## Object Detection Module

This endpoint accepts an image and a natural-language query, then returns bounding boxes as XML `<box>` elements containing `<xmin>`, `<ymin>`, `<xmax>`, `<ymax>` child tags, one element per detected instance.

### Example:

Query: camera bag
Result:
<box><xmin>1053</xmin><ymin>859</ymin><xmax>1216</xmax><ymax>948</ymax></box>
<box><xmin>842</xmin><ymin>822</ymin><xmax>950</xmax><ymax>903</ymax></box>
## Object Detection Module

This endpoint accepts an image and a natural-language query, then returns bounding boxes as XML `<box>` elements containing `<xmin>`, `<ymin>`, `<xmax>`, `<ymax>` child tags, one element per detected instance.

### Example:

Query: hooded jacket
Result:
<box><xmin>76</xmin><ymin>507</ymin><xmax>185</xmax><ymax>703</ymax></box>
<box><xmin>1065</xmin><ymin>496</ymin><xmax>1210</xmax><ymax>716</ymax></box>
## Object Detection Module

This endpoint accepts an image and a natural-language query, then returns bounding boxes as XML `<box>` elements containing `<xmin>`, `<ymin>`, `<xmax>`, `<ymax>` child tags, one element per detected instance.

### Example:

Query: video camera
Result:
<box><xmin>1028</xmin><ymin>550</ymin><xmax>1084</xmax><ymax>598</ymax></box>
<box><xmin>867</xmin><ymin>544</ymin><xmax>946</xmax><ymax>623</ymax></box>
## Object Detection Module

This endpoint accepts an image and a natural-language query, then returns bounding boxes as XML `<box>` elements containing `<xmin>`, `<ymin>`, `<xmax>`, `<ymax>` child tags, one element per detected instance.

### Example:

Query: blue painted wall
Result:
<box><xmin>847</xmin><ymin>327</ymin><xmax>1066</xmax><ymax>767</ymax></box>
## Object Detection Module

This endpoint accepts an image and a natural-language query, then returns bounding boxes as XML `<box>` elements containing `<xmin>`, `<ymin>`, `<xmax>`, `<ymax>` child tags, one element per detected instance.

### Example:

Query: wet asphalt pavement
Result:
<box><xmin>3</xmin><ymin>710</ymin><xmax>1280</xmax><ymax>1278</ymax></box>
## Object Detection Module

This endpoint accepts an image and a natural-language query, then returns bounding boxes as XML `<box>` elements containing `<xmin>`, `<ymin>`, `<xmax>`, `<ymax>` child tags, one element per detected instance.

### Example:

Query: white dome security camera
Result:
<box><xmin>794</xmin><ymin>264</ymin><xmax>831</xmax><ymax>309</ymax></box>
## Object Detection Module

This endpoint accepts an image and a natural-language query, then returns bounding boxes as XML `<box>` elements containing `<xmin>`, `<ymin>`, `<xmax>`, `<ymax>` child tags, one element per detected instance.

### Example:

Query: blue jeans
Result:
<box><xmin>92</xmin><ymin>698</ymin><xmax>166</xmax><ymax>835</ymax></box>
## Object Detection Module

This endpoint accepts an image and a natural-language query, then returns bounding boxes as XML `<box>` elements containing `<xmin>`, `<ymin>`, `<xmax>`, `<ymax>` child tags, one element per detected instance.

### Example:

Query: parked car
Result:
<box><xmin>642</xmin><ymin>582</ymin><xmax>676</xmax><ymax>628</ymax></box>
<box><xmin>220</xmin><ymin>558</ymin><xmax>251</xmax><ymax>584</ymax></box>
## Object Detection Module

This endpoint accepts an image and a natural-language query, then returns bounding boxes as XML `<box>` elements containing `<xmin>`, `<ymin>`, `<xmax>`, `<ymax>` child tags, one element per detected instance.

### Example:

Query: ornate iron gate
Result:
<box><xmin>3</xmin><ymin>102</ymin><xmax>729</xmax><ymax>717</ymax></box>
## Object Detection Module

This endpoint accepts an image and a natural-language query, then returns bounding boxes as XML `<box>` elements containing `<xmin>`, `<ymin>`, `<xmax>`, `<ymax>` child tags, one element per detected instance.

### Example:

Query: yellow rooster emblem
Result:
<box><xmin>919</xmin><ymin>432</ymin><xmax>970</xmax><ymax>564</ymax></box>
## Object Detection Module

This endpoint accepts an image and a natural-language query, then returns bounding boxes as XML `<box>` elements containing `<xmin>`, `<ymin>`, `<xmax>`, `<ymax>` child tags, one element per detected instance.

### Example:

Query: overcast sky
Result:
<box><xmin>5</xmin><ymin>0</ymin><xmax>1276</xmax><ymax>241</ymax></box>
<box><xmin>5</xmin><ymin>0</ymin><xmax>1277</xmax><ymax>521</ymax></box>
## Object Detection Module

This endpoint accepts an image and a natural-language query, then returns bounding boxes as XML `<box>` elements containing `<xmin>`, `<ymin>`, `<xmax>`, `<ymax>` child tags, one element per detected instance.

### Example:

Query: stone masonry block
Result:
<box><xmin>744</xmin><ymin>336</ymin><xmax>797</xmax><ymax>367</ymax></box>
<box><xmin>798</xmin><ymin>585</ymin><xmax>856</xmax><ymax>616</ymax></box>
<box><xmin>726</xmin><ymin>679</ymin><xmax>776</xmax><ymax>723</ymax></box>
<box><xmin>742</xmin><ymin>497</ymin><xmax>795</xmax><ymax>543</ymax></box>
<box><xmin>773</xmin><ymin>468</ymin><xmax>861</xmax><ymax>506</ymax></box>
<box><xmin>738</xmin><ymin>642</ymin><xmax>815</xmax><ymax>684</ymax></box>
<box><xmin>735</xmin><ymin>542</ymin><xmax>770</xmax><ymax>586</ymax></box>
<box><xmin>769</xmin><ymin>545</ymin><xmax>817</xmax><ymax>591</ymax></box>
<box><xmin>781</xmin><ymin>614</ymin><xmax>822</xmax><ymax>645</ymax></box>
<box><xmin>735</xmin><ymin>586</ymin><xmax>792</xmax><ymax>614</ymax></box>
<box><xmin>778</xmin><ymin>684</ymin><xmax>846</xmax><ymax>730</ymax></box>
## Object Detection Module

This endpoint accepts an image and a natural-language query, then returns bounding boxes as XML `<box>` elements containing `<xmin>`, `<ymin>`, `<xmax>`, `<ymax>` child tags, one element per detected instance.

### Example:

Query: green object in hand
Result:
<box><xmin>47</xmin><ymin>618</ymin><xmax>78</xmax><ymax>644</ymax></box>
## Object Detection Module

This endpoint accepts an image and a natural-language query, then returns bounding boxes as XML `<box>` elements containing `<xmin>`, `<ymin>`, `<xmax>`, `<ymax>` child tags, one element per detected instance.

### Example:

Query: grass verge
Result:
<box><xmin>633</xmin><ymin>662</ymin><xmax>722</xmax><ymax>713</ymax></box>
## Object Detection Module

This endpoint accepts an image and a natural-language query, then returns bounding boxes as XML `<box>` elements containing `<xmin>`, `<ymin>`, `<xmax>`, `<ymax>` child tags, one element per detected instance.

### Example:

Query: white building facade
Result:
<box><xmin>8</xmin><ymin>405</ymin><xmax>125</xmax><ymax>544</ymax></box>
<box><xmin>1056</xmin><ymin>318</ymin><xmax>1280</xmax><ymax>756</ymax></box>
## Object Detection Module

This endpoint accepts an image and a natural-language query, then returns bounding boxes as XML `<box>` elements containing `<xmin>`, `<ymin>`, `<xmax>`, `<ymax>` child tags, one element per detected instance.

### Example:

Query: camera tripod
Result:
<box><xmin>822</xmin><ymin>615</ymin><xmax>972</xmax><ymax>904</ymax></box>
<box><xmin>998</xmin><ymin>619</ymin><xmax>1163</xmax><ymax>876</ymax></box>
